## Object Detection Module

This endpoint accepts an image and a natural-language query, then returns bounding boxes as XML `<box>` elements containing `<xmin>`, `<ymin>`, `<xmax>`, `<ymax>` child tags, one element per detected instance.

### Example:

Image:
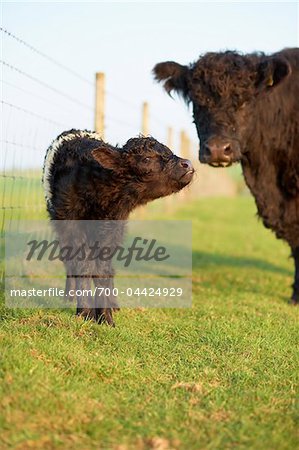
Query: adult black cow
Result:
<box><xmin>154</xmin><ymin>48</ymin><xmax>299</xmax><ymax>304</ymax></box>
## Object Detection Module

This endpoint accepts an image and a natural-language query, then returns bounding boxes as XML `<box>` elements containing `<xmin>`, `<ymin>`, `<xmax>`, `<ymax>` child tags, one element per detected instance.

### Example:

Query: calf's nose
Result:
<box><xmin>179</xmin><ymin>159</ymin><xmax>193</xmax><ymax>171</ymax></box>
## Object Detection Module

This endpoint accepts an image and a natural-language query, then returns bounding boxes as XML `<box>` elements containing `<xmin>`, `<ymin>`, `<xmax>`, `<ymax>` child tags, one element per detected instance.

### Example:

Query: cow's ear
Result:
<box><xmin>91</xmin><ymin>146</ymin><xmax>121</xmax><ymax>171</ymax></box>
<box><xmin>153</xmin><ymin>61</ymin><xmax>190</xmax><ymax>100</ymax></box>
<box><xmin>256</xmin><ymin>57</ymin><xmax>291</xmax><ymax>92</ymax></box>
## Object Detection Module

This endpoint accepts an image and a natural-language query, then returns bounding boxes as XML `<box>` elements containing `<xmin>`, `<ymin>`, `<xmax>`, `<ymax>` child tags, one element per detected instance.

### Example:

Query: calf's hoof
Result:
<box><xmin>97</xmin><ymin>308</ymin><xmax>115</xmax><ymax>327</ymax></box>
<box><xmin>76</xmin><ymin>308</ymin><xmax>98</xmax><ymax>321</ymax></box>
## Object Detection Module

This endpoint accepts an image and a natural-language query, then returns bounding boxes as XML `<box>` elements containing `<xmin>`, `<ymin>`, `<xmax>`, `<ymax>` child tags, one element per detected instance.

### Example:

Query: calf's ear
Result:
<box><xmin>153</xmin><ymin>61</ymin><xmax>190</xmax><ymax>100</ymax></box>
<box><xmin>91</xmin><ymin>147</ymin><xmax>121</xmax><ymax>171</ymax></box>
<box><xmin>256</xmin><ymin>57</ymin><xmax>291</xmax><ymax>92</ymax></box>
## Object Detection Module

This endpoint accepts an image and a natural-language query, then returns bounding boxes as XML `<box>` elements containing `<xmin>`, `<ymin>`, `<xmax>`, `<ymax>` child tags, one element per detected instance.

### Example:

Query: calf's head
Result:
<box><xmin>154</xmin><ymin>51</ymin><xmax>291</xmax><ymax>167</ymax></box>
<box><xmin>92</xmin><ymin>137</ymin><xmax>194</xmax><ymax>200</ymax></box>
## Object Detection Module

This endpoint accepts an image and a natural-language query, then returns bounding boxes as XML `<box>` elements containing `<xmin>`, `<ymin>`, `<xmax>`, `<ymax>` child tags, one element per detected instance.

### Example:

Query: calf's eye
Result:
<box><xmin>143</xmin><ymin>157</ymin><xmax>151</xmax><ymax>163</ymax></box>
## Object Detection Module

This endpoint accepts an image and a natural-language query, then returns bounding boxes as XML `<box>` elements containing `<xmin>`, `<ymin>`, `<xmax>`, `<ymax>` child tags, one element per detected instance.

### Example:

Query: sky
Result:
<box><xmin>1</xmin><ymin>1</ymin><xmax>298</xmax><ymax>170</ymax></box>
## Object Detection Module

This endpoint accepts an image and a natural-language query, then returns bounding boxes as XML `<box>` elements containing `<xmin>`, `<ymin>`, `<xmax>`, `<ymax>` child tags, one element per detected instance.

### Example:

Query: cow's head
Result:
<box><xmin>153</xmin><ymin>51</ymin><xmax>291</xmax><ymax>167</ymax></box>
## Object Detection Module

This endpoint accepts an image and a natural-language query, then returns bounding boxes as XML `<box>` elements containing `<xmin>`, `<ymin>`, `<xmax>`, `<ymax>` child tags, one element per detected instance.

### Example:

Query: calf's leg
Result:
<box><xmin>75</xmin><ymin>277</ymin><xmax>97</xmax><ymax>320</ymax></box>
<box><xmin>291</xmin><ymin>247</ymin><xmax>299</xmax><ymax>304</ymax></box>
<box><xmin>93</xmin><ymin>277</ymin><xmax>118</xmax><ymax>326</ymax></box>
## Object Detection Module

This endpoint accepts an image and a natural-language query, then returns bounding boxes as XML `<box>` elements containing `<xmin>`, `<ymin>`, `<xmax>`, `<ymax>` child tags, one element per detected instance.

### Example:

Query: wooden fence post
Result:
<box><xmin>180</xmin><ymin>130</ymin><xmax>193</xmax><ymax>160</ymax></box>
<box><xmin>180</xmin><ymin>130</ymin><xmax>187</xmax><ymax>158</ymax></box>
<box><xmin>141</xmin><ymin>102</ymin><xmax>149</xmax><ymax>136</ymax></box>
<box><xmin>167</xmin><ymin>126</ymin><xmax>174</xmax><ymax>149</ymax></box>
<box><xmin>180</xmin><ymin>130</ymin><xmax>193</xmax><ymax>199</ymax></box>
<box><xmin>185</xmin><ymin>134</ymin><xmax>191</xmax><ymax>160</ymax></box>
<box><xmin>94</xmin><ymin>72</ymin><xmax>105</xmax><ymax>138</ymax></box>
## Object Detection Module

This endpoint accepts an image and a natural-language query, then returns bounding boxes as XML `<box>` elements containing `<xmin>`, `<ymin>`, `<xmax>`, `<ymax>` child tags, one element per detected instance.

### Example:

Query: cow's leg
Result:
<box><xmin>65</xmin><ymin>275</ymin><xmax>75</xmax><ymax>301</ymax></box>
<box><xmin>76</xmin><ymin>277</ymin><xmax>97</xmax><ymax>320</ymax></box>
<box><xmin>291</xmin><ymin>247</ymin><xmax>299</xmax><ymax>304</ymax></box>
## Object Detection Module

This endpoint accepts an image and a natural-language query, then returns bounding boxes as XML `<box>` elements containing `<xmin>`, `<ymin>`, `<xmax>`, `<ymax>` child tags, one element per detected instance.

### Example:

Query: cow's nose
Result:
<box><xmin>179</xmin><ymin>159</ymin><xmax>193</xmax><ymax>171</ymax></box>
<box><xmin>202</xmin><ymin>138</ymin><xmax>233</xmax><ymax>163</ymax></box>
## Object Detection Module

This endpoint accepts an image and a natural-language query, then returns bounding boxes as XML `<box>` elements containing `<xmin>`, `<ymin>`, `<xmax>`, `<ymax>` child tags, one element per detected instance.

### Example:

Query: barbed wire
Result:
<box><xmin>106</xmin><ymin>114</ymin><xmax>137</xmax><ymax>129</ymax></box>
<box><xmin>0</xmin><ymin>174</ymin><xmax>27</xmax><ymax>180</ymax></box>
<box><xmin>1</xmin><ymin>79</ymin><xmax>90</xmax><ymax>116</ymax></box>
<box><xmin>2</xmin><ymin>100</ymin><xmax>69</xmax><ymax>127</ymax></box>
<box><xmin>1</xmin><ymin>60</ymin><xmax>93</xmax><ymax>112</ymax></box>
<box><xmin>1</xmin><ymin>79</ymin><xmax>136</xmax><ymax>131</ymax></box>
<box><xmin>0</xmin><ymin>28</ymin><xmax>148</xmax><ymax>118</ymax></box>
<box><xmin>0</xmin><ymin>27</ymin><xmax>94</xmax><ymax>87</ymax></box>
<box><xmin>106</xmin><ymin>90</ymin><xmax>140</xmax><ymax>111</ymax></box>
<box><xmin>1</xmin><ymin>27</ymin><xmax>172</xmax><ymax>129</ymax></box>
<box><xmin>0</xmin><ymin>205</ymin><xmax>44</xmax><ymax>210</ymax></box>
<box><xmin>0</xmin><ymin>140</ymin><xmax>41</xmax><ymax>152</ymax></box>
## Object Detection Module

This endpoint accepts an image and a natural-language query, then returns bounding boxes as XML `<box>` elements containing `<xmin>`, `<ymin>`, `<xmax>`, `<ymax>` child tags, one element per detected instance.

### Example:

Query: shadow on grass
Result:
<box><xmin>192</xmin><ymin>250</ymin><xmax>292</xmax><ymax>276</ymax></box>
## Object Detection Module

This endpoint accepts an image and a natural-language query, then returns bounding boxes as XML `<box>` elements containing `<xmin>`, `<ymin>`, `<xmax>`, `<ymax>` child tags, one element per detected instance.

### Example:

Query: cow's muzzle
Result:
<box><xmin>199</xmin><ymin>136</ymin><xmax>241</xmax><ymax>167</ymax></box>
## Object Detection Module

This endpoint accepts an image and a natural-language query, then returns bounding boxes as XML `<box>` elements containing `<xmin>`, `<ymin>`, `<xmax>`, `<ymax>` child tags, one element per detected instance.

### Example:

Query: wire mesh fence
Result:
<box><xmin>1</xmin><ymin>28</ymin><xmax>91</xmax><ymax>235</ymax></box>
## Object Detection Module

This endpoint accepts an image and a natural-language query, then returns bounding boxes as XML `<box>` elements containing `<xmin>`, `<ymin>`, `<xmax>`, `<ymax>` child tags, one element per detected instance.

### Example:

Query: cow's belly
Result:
<box><xmin>241</xmin><ymin>162</ymin><xmax>299</xmax><ymax>248</ymax></box>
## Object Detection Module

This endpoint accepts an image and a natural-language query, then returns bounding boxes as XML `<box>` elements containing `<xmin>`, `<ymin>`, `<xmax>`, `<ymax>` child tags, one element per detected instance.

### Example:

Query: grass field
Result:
<box><xmin>0</xmin><ymin>197</ymin><xmax>298</xmax><ymax>449</ymax></box>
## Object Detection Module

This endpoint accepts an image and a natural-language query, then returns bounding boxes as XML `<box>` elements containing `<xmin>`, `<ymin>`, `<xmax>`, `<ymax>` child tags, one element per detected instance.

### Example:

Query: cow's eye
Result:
<box><xmin>143</xmin><ymin>157</ymin><xmax>151</xmax><ymax>163</ymax></box>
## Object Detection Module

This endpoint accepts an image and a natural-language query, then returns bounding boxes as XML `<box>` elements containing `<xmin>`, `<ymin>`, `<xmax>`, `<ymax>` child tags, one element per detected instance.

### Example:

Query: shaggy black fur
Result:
<box><xmin>154</xmin><ymin>48</ymin><xmax>299</xmax><ymax>303</ymax></box>
<box><xmin>43</xmin><ymin>130</ymin><xmax>194</xmax><ymax>324</ymax></box>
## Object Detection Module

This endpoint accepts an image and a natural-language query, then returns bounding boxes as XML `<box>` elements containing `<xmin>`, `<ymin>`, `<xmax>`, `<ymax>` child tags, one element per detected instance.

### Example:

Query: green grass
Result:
<box><xmin>0</xmin><ymin>197</ymin><xmax>298</xmax><ymax>450</ymax></box>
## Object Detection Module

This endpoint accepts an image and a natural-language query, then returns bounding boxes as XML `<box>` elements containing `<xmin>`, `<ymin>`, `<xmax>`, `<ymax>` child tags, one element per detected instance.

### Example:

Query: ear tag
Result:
<box><xmin>267</xmin><ymin>75</ymin><xmax>274</xmax><ymax>87</ymax></box>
